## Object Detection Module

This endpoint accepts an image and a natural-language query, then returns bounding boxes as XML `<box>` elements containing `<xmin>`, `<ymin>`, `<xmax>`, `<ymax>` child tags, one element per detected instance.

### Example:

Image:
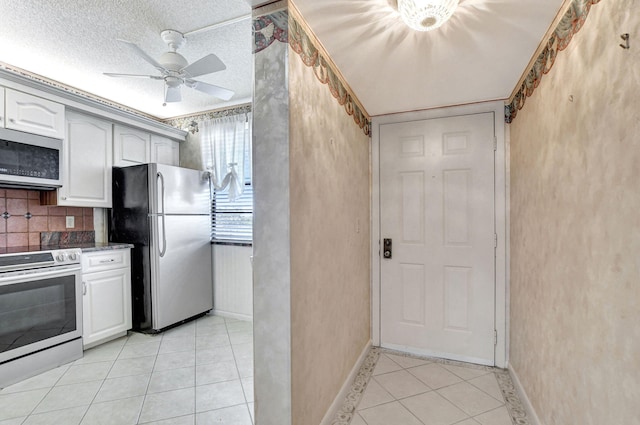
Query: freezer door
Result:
<box><xmin>155</xmin><ymin>164</ymin><xmax>210</xmax><ymax>215</ymax></box>
<box><xmin>150</xmin><ymin>214</ymin><xmax>213</xmax><ymax>330</ymax></box>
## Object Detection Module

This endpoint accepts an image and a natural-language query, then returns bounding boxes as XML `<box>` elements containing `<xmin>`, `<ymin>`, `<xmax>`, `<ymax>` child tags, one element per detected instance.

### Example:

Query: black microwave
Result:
<box><xmin>0</xmin><ymin>127</ymin><xmax>62</xmax><ymax>190</ymax></box>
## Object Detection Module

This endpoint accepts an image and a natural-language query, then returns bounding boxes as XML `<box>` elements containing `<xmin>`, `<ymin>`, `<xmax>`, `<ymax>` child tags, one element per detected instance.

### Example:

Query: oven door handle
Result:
<box><xmin>0</xmin><ymin>264</ymin><xmax>81</xmax><ymax>284</ymax></box>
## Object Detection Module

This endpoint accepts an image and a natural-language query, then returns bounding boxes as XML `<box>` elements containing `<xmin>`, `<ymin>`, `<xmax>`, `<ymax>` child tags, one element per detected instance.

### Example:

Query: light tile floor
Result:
<box><xmin>340</xmin><ymin>349</ymin><xmax>527</xmax><ymax>425</ymax></box>
<box><xmin>0</xmin><ymin>314</ymin><xmax>254</xmax><ymax>425</ymax></box>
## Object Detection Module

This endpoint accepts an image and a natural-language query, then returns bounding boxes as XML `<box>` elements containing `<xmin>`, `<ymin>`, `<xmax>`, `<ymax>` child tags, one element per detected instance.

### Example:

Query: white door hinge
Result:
<box><xmin>494</xmin><ymin>233</ymin><xmax>497</xmax><ymax>248</ymax></box>
<box><xmin>494</xmin><ymin>329</ymin><xmax>498</xmax><ymax>346</ymax></box>
<box><xmin>493</xmin><ymin>137</ymin><xmax>497</xmax><ymax>151</ymax></box>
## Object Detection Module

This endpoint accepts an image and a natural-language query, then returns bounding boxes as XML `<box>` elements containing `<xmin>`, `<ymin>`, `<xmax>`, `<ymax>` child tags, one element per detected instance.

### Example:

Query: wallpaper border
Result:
<box><xmin>162</xmin><ymin>103</ymin><xmax>252</xmax><ymax>132</ymax></box>
<box><xmin>288</xmin><ymin>5</ymin><xmax>371</xmax><ymax>136</ymax></box>
<box><xmin>505</xmin><ymin>0</ymin><xmax>602</xmax><ymax>123</ymax></box>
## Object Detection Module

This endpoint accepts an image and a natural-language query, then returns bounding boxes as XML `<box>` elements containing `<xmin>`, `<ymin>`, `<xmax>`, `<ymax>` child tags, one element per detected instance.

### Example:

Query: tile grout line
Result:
<box><xmin>226</xmin><ymin>315</ymin><xmax>255</xmax><ymax>424</ymax></box>
<box><xmin>134</xmin><ymin>333</ymin><xmax>162</xmax><ymax>425</ymax></box>
<box><xmin>345</xmin><ymin>348</ymin><xmax>527</xmax><ymax>425</ymax></box>
<box><xmin>20</xmin><ymin>363</ymin><xmax>71</xmax><ymax>422</ymax></box>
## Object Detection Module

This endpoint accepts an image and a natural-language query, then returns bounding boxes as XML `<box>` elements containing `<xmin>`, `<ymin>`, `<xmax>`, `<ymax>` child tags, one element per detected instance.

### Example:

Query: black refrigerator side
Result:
<box><xmin>109</xmin><ymin>165</ymin><xmax>153</xmax><ymax>331</ymax></box>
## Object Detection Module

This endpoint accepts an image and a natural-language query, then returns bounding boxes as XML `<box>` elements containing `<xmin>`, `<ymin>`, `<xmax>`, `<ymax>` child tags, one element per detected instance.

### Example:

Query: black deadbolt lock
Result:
<box><xmin>383</xmin><ymin>238</ymin><xmax>392</xmax><ymax>259</ymax></box>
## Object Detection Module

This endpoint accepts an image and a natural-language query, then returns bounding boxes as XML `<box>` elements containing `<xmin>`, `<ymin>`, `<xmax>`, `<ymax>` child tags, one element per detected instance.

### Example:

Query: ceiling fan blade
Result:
<box><xmin>117</xmin><ymin>39</ymin><xmax>166</xmax><ymax>73</ymax></box>
<box><xmin>165</xmin><ymin>86</ymin><xmax>182</xmax><ymax>103</ymax></box>
<box><xmin>104</xmin><ymin>72</ymin><xmax>163</xmax><ymax>80</ymax></box>
<box><xmin>186</xmin><ymin>80</ymin><xmax>234</xmax><ymax>101</ymax></box>
<box><xmin>181</xmin><ymin>54</ymin><xmax>226</xmax><ymax>78</ymax></box>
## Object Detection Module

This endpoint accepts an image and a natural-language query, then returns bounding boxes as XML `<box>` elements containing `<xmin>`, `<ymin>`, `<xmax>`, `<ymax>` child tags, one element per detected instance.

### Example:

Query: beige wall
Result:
<box><xmin>509</xmin><ymin>1</ymin><xmax>640</xmax><ymax>424</ymax></box>
<box><xmin>179</xmin><ymin>131</ymin><xmax>203</xmax><ymax>170</ymax></box>
<box><xmin>288</xmin><ymin>47</ymin><xmax>371</xmax><ymax>425</ymax></box>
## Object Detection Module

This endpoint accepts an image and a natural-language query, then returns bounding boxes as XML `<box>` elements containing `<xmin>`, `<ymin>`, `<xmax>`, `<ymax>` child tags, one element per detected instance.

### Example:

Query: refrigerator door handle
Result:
<box><xmin>157</xmin><ymin>171</ymin><xmax>167</xmax><ymax>257</ymax></box>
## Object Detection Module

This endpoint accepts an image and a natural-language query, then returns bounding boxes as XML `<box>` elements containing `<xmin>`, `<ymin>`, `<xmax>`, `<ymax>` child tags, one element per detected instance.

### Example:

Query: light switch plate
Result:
<box><xmin>65</xmin><ymin>216</ymin><xmax>75</xmax><ymax>228</ymax></box>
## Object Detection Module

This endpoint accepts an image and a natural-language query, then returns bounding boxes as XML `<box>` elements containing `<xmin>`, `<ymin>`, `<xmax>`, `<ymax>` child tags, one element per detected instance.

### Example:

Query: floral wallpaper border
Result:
<box><xmin>288</xmin><ymin>9</ymin><xmax>371</xmax><ymax>137</ymax></box>
<box><xmin>163</xmin><ymin>103</ymin><xmax>251</xmax><ymax>133</ymax></box>
<box><xmin>505</xmin><ymin>0</ymin><xmax>602</xmax><ymax>123</ymax></box>
<box><xmin>253</xmin><ymin>10</ymin><xmax>289</xmax><ymax>54</ymax></box>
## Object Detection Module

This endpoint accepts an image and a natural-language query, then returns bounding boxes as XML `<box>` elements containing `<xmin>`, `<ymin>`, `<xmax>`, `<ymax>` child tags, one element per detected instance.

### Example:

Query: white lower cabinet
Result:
<box><xmin>82</xmin><ymin>248</ymin><xmax>132</xmax><ymax>349</ymax></box>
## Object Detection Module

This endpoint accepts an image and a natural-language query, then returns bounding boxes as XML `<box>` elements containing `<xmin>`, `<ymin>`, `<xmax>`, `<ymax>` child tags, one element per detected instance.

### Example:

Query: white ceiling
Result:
<box><xmin>292</xmin><ymin>0</ymin><xmax>564</xmax><ymax>116</ymax></box>
<box><xmin>0</xmin><ymin>0</ymin><xmax>564</xmax><ymax>120</ymax></box>
<box><xmin>0</xmin><ymin>0</ymin><xmax>253</xmax><ymax>119</ymax></box>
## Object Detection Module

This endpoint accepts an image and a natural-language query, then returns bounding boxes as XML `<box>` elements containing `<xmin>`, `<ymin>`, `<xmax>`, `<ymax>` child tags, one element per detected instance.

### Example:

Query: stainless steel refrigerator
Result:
<box><xmin>109</xmin><ymin>163</ymin><xmax>213</xmax><ymax>332</ymax></box>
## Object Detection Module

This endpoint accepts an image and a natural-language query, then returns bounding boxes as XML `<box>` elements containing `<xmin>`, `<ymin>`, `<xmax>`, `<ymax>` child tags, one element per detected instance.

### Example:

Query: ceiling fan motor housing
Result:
<box><xmin>159</xmin><ymin>51</ymin><xmax>188</xmax><ymax>72</ymax></box>
<box><xmin>165</xmin><ymin>76</ymin><xmax>182</xmax><ymax>88</ymax></box>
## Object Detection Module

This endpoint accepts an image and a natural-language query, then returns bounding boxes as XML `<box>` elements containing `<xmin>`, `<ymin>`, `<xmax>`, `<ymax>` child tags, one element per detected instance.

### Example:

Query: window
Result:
<box><xmin>212</xmin><ymin>143</ymin><xmax>252</xmax><ymax>243</ymax></box>
<box><xmin>212</xmin><ymin>182</ymin><xmax>253</xmax><ymax>243</ymax></box>
<box><xmin>200</xmin><ymin>112</ymin><xmax>252</xmax><ymax>245</ymax></box>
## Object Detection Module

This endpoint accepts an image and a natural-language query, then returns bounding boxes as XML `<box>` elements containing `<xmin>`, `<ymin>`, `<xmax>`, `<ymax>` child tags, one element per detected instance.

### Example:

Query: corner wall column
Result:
<box><xmin>251</xmin><ymin>2</ymin><xmax>291</xmax><ymax>425</ymax></box>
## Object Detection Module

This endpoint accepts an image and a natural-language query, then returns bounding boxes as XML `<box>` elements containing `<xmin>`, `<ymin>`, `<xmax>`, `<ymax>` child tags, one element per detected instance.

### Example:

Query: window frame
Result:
<box><xmin>211</xmin><ymin>181</ymin><xmax>253</xmax><ymax>246</ymax></box>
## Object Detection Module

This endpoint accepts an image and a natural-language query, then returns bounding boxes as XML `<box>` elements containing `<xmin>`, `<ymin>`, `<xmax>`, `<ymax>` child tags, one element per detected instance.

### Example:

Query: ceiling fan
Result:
<box><xmin>104</xmin><ymin>30</ymin><xmax>234</xmax><ymax>103</ymax></box>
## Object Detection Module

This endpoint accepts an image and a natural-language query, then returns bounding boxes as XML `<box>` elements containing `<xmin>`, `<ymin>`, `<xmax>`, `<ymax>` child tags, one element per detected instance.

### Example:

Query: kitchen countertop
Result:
<box><xmin>67</xmin><ymin>242</ymin><xmax>134</xmax><ymax>253</ymax></box>
<box><xmin>0</xmin><ymin>243</ymin><xmax>133</xmax><ymax>255</ymax></box>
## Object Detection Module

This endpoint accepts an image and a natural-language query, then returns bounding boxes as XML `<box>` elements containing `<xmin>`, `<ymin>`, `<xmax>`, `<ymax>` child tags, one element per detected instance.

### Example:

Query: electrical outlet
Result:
<box><xmin>65</xmin><ymin>216</ymin><xmax>75</xmax><ymax>228</ymax></box>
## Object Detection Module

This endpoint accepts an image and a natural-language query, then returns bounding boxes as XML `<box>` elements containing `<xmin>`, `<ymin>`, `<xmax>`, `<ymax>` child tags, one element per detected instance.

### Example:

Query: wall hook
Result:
<box><xmin>620</xmin><ymin>33</ymin><xmax>630</xmax><ymax>49</ymax></box>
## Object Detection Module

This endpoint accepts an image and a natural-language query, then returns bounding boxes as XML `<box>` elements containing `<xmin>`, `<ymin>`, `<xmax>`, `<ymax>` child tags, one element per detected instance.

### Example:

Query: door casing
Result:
<box><xmin>371</xmin><ymin>101</ymin><xmax>509</xmax><ymax>368</ymax></box>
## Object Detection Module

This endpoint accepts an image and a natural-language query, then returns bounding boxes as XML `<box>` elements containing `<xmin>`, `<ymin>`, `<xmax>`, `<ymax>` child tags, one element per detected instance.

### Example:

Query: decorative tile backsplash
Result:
<box><xmin>0</xmin><ymin>189</ymin><xmax>94</xmax><ymax>249</ymax></box>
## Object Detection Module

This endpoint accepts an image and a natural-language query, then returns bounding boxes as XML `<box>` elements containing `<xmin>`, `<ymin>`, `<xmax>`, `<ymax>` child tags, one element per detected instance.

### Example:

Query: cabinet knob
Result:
<box><xmin>9</xmin><ymin>118</ymin><xmax>15</xmax><ymax>123</ymax></box>
<box><xmin>61</xmin><ymin>196</ymin><xmax>67</xmax><ymax>200</ymax></box>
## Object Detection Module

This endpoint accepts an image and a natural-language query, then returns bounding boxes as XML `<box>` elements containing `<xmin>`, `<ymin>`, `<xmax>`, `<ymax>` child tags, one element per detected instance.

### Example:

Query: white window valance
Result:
<box><xmin>200</xmin><ymin>113</ymin><xmax>252</xmax><ymax>201</ymax></box>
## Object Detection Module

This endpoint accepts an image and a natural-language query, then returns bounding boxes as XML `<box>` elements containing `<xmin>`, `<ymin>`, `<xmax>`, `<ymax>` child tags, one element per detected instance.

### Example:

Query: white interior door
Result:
<box><xmin>379</xmin><ymin>113</ymin><xmax>496</xmax><ymax>365</ymax></box>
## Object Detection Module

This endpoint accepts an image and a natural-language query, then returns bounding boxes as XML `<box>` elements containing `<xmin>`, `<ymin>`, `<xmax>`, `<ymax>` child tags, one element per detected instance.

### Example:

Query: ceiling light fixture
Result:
<box><xmin>398</xmin><ymin>0</ymin><xmax>459</xmax><ymax>31</ymax></box>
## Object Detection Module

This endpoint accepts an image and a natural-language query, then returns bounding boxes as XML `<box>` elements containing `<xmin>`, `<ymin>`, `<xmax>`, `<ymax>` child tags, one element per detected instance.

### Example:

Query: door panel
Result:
<box><xmin>380</xmin><ymin>113</ymin><xmax>495</xmax><ymax>365</ymax></box>
<box><xmin>151</xmin><ymin>214</ymin><xmax>212</xmax><ymax>330</ymax></box>
<box><xmin>156</xmin><ymin>164</ymin><xmax>210</xmax><ymax>215</ymax></box>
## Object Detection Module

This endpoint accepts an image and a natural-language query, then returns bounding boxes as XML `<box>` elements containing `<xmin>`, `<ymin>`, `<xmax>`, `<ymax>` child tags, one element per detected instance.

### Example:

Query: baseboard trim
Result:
<box><xmin>508</xmin><ymin>364</ymin><xmax>542</xmax><ymax>425</ymax></box>
<box><xmin>319</xmin><ymin>340</ymin><xmax>373</xmax><ymax>425</ymax></box>
<box><xmin>211</xmin><ymin>309</ymin><xmax>253</xmax><ymax>322</ymax></box>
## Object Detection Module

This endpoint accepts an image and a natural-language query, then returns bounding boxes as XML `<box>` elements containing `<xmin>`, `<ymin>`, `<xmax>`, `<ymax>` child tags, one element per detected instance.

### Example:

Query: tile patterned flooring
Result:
<box><xmin>333</xmin><ymin>349</ymin><xmax>528</xmax><ymax>425</ymax></box>
<box><xmin>0</xmin><ymin>314</ymin><xmax>254</xmax><ymax>425</ymax></box>
<box><xmin>1</xmin><ymin>315</ymin><xmax>528</xmax><ymax>425</ymax></box>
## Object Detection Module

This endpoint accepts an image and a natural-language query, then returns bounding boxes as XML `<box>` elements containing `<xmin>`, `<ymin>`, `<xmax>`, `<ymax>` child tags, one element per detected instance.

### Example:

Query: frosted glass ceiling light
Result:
<box><xmin>398</xmin><ymin>0</ymin><xmax>459</xmax><ymax>31</ymax></box>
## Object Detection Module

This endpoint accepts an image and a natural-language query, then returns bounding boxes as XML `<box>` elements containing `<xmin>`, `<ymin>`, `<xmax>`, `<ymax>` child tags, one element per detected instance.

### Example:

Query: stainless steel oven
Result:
<box><xmin>0</xmin><ymin>248</ymin><xmax>83</xmax><ymax>388</ymax></box>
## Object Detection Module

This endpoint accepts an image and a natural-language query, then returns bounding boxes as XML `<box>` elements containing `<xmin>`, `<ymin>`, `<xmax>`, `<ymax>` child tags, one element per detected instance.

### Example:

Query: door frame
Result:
<box><xmin>371</xmin><ymin>100</ymin><xmax>509</xmax><ymax>368</ymax></box>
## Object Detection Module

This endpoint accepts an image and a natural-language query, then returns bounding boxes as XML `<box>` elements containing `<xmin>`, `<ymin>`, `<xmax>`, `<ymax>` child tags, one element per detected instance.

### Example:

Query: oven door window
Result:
<box><xmin>0</xmin><ymin>275</ymin><xmax>77</xmax><ymax>354</ymax></box>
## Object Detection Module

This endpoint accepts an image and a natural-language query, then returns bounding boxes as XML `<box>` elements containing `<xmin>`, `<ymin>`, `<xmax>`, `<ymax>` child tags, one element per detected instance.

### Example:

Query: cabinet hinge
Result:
<box><xmin>494</xmin><ymin>329</ymin><xmax>498</xmax><ymax>346</ymax></box>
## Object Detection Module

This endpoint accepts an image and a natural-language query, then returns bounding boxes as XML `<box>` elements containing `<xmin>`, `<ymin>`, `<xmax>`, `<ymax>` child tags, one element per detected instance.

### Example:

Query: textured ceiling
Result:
<box><xmin>0</xmin><ymin>0</ymin><xmax>565</xmax><ymax>121</ymax></box>
<box><xmin>0</xmin><ymin>0</ymin><xmax>252</xmax><ymax>119</ymax></box>
<box><xmin>292</xmin><ymin>0</ymin><xmax>565</xmax><ymax>116</ymax></box>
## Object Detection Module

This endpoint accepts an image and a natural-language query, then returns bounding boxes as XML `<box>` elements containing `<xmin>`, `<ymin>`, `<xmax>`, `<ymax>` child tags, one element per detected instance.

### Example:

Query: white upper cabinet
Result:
<box><xmin>113</xmin><ymin>125</ymin><xmax>151</xmax><ymax>167</ymax></box>
<box><xmin>4</xmin><ymin>88</ymin><xmax>65</xmax><ymax>139</ymax></box>
<box><xmin>151</xmin><ymin>134</ymin><xmax>180</xmax><ymax>166</ymax></box>
<box><xmin>0</xmin><ymin>87</ymin><xmax>5</xmax><ymax>128</ymax></box>
<box><xmin>58</xmin><ymin>111</ymin><xmax>113</xmax><ymax>208</ymax></box>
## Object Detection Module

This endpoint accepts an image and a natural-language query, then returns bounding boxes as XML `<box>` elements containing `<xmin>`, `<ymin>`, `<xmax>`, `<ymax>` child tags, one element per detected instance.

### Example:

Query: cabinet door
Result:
<box><xmin>113</xmin><ymin>125</ymin><xmax>151</xmax><ymax>167</ymax></box>
<box><xmin>151</xmin><ymin>134</ymin><xmax>180</xmax><ymax>167</ymax></box>
<box><xmin>59</xmin><ymin>111</ymin><xmax>113</xmax><ymax>207</ymax></box>
<box><xmin>0</xmin><ymin>87</ymin><xmax>5</xmax><ymax>128</ymax></box>
<box><xmin>150</xmin><ymin>135</ymin><xmax>180</xmax><ymax>166</ymax></box>
<box><xmin>5</xmin><ymin>89</ymin><xmax>65</xmax><ymax>139</ymax></box>
<box><xmin>83</xmin><ymin>266</ymin><xmax>132</xmax><ymax>348</ymax></box>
